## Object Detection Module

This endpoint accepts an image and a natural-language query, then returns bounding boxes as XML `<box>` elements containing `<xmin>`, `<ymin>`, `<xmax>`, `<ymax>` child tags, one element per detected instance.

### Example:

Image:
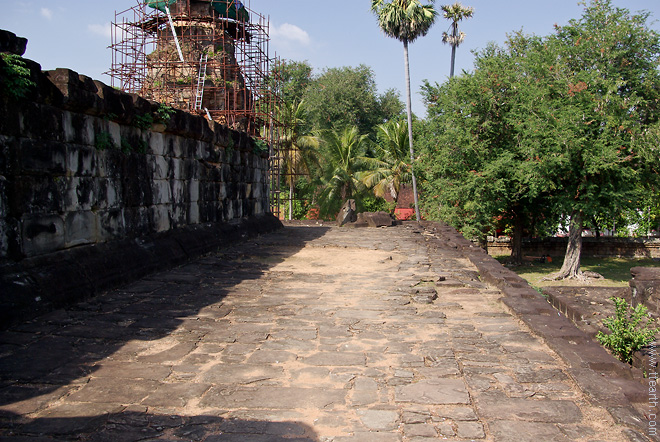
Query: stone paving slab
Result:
<box><xmin>0</xmin><ymin>222</ymin><xmax>656</xmax><ymax>441</ymax></box>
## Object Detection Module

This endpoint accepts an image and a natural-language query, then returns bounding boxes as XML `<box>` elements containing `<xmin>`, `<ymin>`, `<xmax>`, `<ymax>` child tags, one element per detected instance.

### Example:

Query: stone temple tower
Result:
<box><xmin>109</xmin><ymin>0</ymin><xmax>274</xmax><ymax>136</ymax></box>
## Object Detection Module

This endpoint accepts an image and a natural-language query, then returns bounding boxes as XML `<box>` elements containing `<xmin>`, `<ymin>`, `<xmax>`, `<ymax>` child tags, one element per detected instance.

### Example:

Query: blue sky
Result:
<box><xmin>2</xmin><ymin>0</ymin><xmax>659</xmax><ymax>117</ymax></box>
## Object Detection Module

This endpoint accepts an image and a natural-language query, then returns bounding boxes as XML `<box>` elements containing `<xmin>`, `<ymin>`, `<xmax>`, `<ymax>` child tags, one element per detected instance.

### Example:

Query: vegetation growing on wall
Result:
<box><xmin>0</xmin><ymin>53</ymin><xmax>34</xmax><ymax>100</ymax></box>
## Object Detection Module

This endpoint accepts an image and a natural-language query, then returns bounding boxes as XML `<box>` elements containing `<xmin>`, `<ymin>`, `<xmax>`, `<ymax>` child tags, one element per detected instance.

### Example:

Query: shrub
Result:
<box><xmin>0</xmin><ymin>53</ymin><xmax>35</xmax><ymax>99</ymax></box>
<box><xmin>95</xmin><ymin>132</ymin><xmax>115</xmax><ymax>151</ymax></box>
<box><xmin>597</xmin><ymin>297</ymin><xmax>659</xmax><ymax>364</ymax></box>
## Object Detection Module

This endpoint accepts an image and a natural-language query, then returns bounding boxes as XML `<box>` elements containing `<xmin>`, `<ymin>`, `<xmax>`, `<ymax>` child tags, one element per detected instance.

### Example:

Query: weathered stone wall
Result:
<box><xmin>0</xmin><ymin>68</ymin><xmax>269</xmax><ymax>260</ymax></box>
<box><xmin>487</xmin><ymin>236</ymin><xmax>660</xmax><ymax>259</ymax></box>
<box><xmin>0</xmin><ymin>30</ymin><xmax>280</xmax><ymax>327</ymax></box>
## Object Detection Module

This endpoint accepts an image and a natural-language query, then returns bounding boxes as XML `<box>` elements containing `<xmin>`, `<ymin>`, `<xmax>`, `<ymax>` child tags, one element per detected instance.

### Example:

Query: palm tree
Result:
<box><xmin>441</xmin><ymin>2</ymin><xmax>474</xmax><ymax>78</ymax></box>
<box><xmin>371</xmin><ymin>0</ymin><xmax>437</xmax><ymax>222</ymax></box>
<box><xmin>359</xmin><ymin>121</ymin><xmax>412</xmax><ymax>206</ymax></box>
<box><xmin>278</xmin><ymin>100</ymin><xmax>320</xmax><ymax>220</ymax></box>
<box><xmin>316</xmin><ymin>126</ymin><xmax>371</xmax><ymax>218</ymax></box>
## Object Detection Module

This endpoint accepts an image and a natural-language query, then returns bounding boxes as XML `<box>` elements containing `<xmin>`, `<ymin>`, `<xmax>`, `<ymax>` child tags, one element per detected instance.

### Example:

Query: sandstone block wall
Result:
<box><xmin>0</xmin><ymin>30</ymin><xmax>280</xmax><ymax>327</ymax></box>
<box><xmin>0</xmin><ymin>66</ymin><xmax>269</xmax><ymax>261</ymax></box>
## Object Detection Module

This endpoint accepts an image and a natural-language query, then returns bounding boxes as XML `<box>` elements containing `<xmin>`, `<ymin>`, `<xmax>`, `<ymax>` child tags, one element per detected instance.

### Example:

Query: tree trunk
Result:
<box><xmin>592</xmin><ymin>216</ymin><xmax>601</xmax><ymax>238</ymax></box>
<box><xmin>449</xmin><ymin>22</ymin><xmax>458</xmax><ymax>78</ymax></box>
<box><xmin>548</xmin><ymin>210</ymin><xmax>584</xmax><ymax>280</ymax></box>
<box><xmin>511</xmin><ymin>211</ymin><xmax>524</xmax><ymax>265</ymax></box>
<box><xmin>288</xmin><ymin>181</ymin><xmax>294</xmax><ymax>221</ymax></box>
<box><xmin>403</xmin><ymin>39</ymin><xmax>421</xmax><ymax>222</ymax></box>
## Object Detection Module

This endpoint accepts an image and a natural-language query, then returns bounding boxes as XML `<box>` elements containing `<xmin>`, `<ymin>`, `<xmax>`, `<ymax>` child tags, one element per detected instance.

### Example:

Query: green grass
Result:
<box><xmin>495</xmin><ymin>256</ymin><xmax>660</xmax><ymax>288</ymax></box>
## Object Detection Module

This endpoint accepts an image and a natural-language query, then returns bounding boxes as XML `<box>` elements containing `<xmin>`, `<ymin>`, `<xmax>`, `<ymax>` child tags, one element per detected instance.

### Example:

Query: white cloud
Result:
<box><xmin>87</xmin><ymin>23</ymin><xmax>112</xmax><ymax>39</ymax></box>
<box><xmin>270</xmin><ymin>23</ymin><xmax>312</xmax><ymax>56</ymax></box>
<box><xmin>40</xmin><ymin>7</ymin><xmax>53</xmax><ymax>20</ymax></box>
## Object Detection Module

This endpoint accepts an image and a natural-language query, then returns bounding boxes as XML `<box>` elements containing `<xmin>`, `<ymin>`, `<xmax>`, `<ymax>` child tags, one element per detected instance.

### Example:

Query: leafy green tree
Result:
<box><xmin>533</xmin><ymin>1</ymin><xmax>660</xmax><ymax>279</ymax></box>
<box><xmin>316</xmin><ymin>126</ymin><xmax>373</xmax><ymax>218</ymax></box>
<box><xmin>440</xmin><ymin>2</ymin><xmax>474</xmax><ymax>78</ymax></box>
<box><xmin>419</xmin><ymin>34</ymin><xmax>557</xmax><ymax>262</ymax></box>
<box><xmin>420</xmin><ymin>1</ymin><xmax>660</xmax><ymax>273</ymax></box>
<box><xmin>360</xmin><ymin>120</ymin><xmax>412</xmax><ymax>206</ymax></box>
<box><xmin>270</xmin><ymin>59</ymin><xmax>313</xmax><ymax>105</ymax></box>
<box><xmin>371</xmin><ymin>0</ymin><xmax>438</xmax><ymax>222</ymax></box>
<box><xmin>302</xmin><ymin>65</ymin><xmax>403</xmax><ymax>136</ymax></box>
<box><xmin>278</xmin><ymin>100</ymin><xmax>320</xmax><ymax>220</ymax></box>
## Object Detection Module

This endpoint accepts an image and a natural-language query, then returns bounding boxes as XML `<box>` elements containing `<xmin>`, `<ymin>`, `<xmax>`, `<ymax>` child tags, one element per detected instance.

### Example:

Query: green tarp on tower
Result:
<box><xmin>145</xmin><ymin>0</ymin><xmax>249</xmax><ymax>21</ymax></box>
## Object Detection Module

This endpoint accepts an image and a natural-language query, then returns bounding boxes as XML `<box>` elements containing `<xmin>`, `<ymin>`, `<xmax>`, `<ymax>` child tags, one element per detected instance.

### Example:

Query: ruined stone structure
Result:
<box><xmin>109</xmin><ymin>0</ymin><xmax>273</xmax><ymax>135</ymax></box>
<box><xmin>0</xmin><ymin>30</ymin><xmax>281</xmax><ymax>327</ymax></box>
<box><xmin>108</xmin><ymin>0</ymin><xmax>285</xmax><ymax>217</ymax></box>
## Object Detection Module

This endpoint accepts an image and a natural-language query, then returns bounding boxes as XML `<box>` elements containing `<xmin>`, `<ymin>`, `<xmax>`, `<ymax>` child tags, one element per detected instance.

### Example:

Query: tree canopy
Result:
<box><xmin>302</xmin><ymin>64</ymin><xmax>404</xmax><ymax>136</ymax></box>
<box><xmin>419</xmin><ymin>0</ymin><xmax>660</xmax><ymax>275</ymax></box>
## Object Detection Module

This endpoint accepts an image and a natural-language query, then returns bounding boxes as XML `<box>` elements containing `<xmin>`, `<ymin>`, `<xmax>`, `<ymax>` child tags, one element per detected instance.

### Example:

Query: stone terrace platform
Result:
<box><xmin>0</xmin><ymin>222</ymin><xmax>656</xmax><ymax>441</ymax></box>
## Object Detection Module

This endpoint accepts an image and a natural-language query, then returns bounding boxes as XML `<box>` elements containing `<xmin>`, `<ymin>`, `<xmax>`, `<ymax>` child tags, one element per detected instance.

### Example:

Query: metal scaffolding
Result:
<box><xmin>108</xmin><ymin>0</ymin><xmax>284</xmax><ymax>218</ymax></box>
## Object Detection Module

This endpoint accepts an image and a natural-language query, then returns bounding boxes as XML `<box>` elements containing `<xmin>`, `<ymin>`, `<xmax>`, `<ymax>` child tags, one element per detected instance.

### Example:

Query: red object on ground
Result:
<box><xmin>306</xmin><ymin>208</ymin><xmax>320</xmax><ymax>220</ymax></box>
<box><xmin>395</xmin><ymin>208</ymin><xmax>415</xmax><ymax>221</ymax></box>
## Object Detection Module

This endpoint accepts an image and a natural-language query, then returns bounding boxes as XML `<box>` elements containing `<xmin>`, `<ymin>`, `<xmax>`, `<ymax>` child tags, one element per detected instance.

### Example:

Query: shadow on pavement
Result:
<box><xmin>0</xmin><ymin>225</ymin><xmax>330</xmax><ymax>438</ymax></box>
<box><xmin>2</xmin><ymin>410</ymin><xmax>319</xmax><ymax>441</ymax></box>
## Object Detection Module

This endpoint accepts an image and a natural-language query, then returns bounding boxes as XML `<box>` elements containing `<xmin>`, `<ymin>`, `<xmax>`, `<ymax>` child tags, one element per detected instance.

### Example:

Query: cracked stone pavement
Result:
<box><xmin>0</xmin><ymin>222</ymin><xmax>652</xmax><ymax>441</ymax></box>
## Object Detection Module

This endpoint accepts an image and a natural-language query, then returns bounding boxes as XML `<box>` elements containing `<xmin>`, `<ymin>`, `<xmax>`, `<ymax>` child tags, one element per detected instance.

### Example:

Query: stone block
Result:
<box><xmin>171</xmin><ymin>158</ymin><xmax>185</xmax><ymax>180</ymax></box>
<box><xmin>97</xmin><ymin>208</ymin><xmax>124</xmax><ymax>241</ymax></box>
<box><xmin>145</xmin><ymin>154</ymin><xmax>168</xmax><ymax>180</ymax></box>
<box><xmin>0</xmin><ymin>30</ymin><xmax>28</xmax><ymax>55</ymax></box>
<box><xmin>170</xmin><ymin>179</ymin><xmax>185</xmax><ymax>203</ymax></box>
<box><xmin>476</xmin><ymin>392</ymin><xmax>582</xmax><ymax>423</ymax></box>
<box><xmin>150</xmin><ymin>204</ymin><xmax>171</xmax><ymax>232</ymax></box>
<box><xmin>152</xmin><ymin>179</ymin><xmax>173</xmax><ymax>205</ymax></box>
<box><xmin>64</xmin><ymin>211</ymin><xmax>97</xmax><ymax>247</ymax></box>
<box><xmin>123</xmin><ymin>206</ymin><xmax>151</xmax><ymax>238</ymax></box>
<box><xmin>199</xmin><ymin>386</ymin><xmax>346</xmax><ymax>410</ymax></box>
<box><xmin>66</xmin><ymin>145</ymin><xmax>97</xmax><ymax>177</ymax></box>
<box><xmin>184</xmin><ymin>158</ymin><xmax>199</xmax><ymax>181</ymax></box>
<box><xmin>225</xmin><ymin>181</ymin><xmax>236</xmax><ymax>199</ymax></box>
<box><xmin>148</xmin><ymin>132</ymin><xmax>166</xmax><ymax>156</ymax></box>
<box><xmin>11</xmin><ymin>175</ymin><xmax>66</xmax><ymax>215</ymax></box>
<box><xmin>96</xmin><ymin>178</ymin><xmax>121</xmax><ymax>209</ymax></box>
<box><xmin>107</xmin><ymin>120</ymin><xmax>121</xmax><ymax>148</ymax></box>
<box><xmin>63</xmin><ymin>176</ymin><xmax>97</xmax><ymax>212</ymax></box>
<box><xmin>189</xmin><ymin>179</ymin><xmax>200</xmax><ymax>202</ymax></box>
<box><xmin>18</xmin><ymin>138</ymin><xmax>67</xmax><ymax>174</ymax></box>
<box><xmin>46</xmin><ymin>69</ymin><xmax>105</xmax><ymax>115</ymax></box>
<box><xmin>19</xmin><ymin>103</ymin><xmax>68</xmax><ymax>142</ymax></box>
<box><xmin>357</xmin><ymin>409</ymin><xmax>398</xmax><ymax>431</ymax></box>
<box><xmin>171</xmin><ymin>137</ymin><xmax>185</xmax><ymax>158</ymax></box>
<box><xmin>488</xmin><ymin>421</ymin><xmax>570</xmax><ymax>442</ymax></box>
<box><xmin>357</xmin><ymin>211</ymin><xmax>394</xmax><ymax>228</ymax></box>
<box><xmin>121</xmin><ymin>157</ymin><xmax>152</xmax><ymax>207</ymax></box>
<box><xmin>395</xmin><ymin>379</ymin><xmax>470</xmax><ymax>405</ymax></box>
<box><xmin>62</xmin><ymin>112</ymin><xmax>95</xmax><ymax>145</ymax></box>
<box><xmin>336</xmin><ymin>199</ymin><xmax>357</xmax><ymax>227</ymax></box>
<box><xmin>21</xmin><ymin>213</ymin><xmax>65</xmax><ymax>257</ymax></box>
<box><xmin>235</xmin><ymin>198</ymin><xmax>243</xmax><ymax>219</ymax></box>
<box><xmin>170</xmin><ymin>203</ymin><xmax>187</xmax><ymax>228</ymax></box>
<box><xmin>188</xmin><ymin>201</ymin><xmax>200</xmax><ymax>224</ymax></box>
<box><xmin>237</xmin><ymin>182</ymin><xmax>248</xmax><ymax>199</ymax></box>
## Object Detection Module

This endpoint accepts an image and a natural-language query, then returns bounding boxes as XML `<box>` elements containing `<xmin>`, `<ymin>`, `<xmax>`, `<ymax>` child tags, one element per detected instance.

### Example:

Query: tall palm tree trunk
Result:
<box><xmin>403</xmin><ymin>39</ymin><xmax>421</xmax><ymax>222</ymax></box>
<box><xmin>449</xmin><ymin>22</ymin><xmax>458</xmax><ymax>78</ymax></box>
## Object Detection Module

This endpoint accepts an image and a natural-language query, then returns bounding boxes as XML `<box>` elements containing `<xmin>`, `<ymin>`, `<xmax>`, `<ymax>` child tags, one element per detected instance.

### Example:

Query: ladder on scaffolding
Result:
<box><xmin>194</xmin><ymin>54</ymin><xmax>208</xmax><ymax>110</ymax></box>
